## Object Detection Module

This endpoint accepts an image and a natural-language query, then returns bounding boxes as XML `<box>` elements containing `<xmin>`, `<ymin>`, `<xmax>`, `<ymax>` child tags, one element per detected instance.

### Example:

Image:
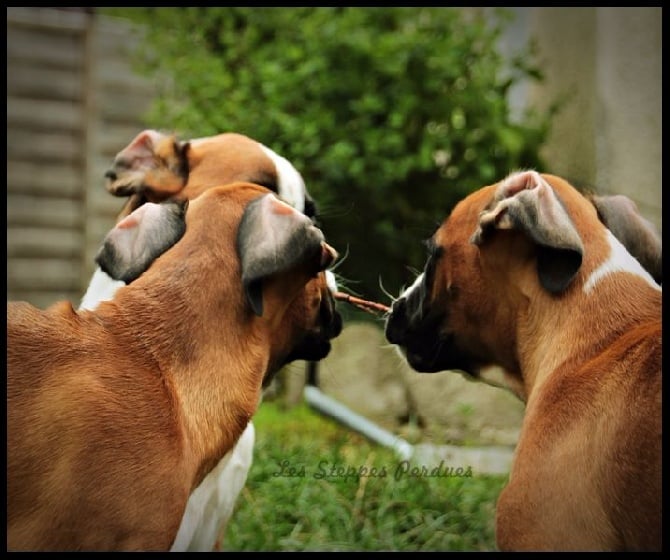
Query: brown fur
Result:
<box><xmin>105</xmin><ymin>130</ymin><xmax>295</xmax><ymax>218</ymax></box>
<box><xmin>7</xmin><ymin>183</ymin><xmax>337</xmax><ymax>551</ymax></box>
<box><xmin>83</xmin><ymin>129</ymin><xmax>320</xmax><ymax>552</ymax></box>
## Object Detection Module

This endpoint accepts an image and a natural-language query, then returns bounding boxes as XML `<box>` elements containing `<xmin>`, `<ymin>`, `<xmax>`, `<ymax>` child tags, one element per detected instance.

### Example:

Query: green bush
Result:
<box><xmin>223</xmin><ymin>402</ymin><xmax>507</xmax><ymax>551</ymax></box>
<box><xmin>105</xmin><ymin>7</ymin><xmax>556</xmax><ymax>306</ymax></box>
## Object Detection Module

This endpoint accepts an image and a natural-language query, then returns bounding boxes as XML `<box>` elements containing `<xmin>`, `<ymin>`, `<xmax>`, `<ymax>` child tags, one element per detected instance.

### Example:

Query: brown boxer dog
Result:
<box><xmin>80</xmin><ymin>129</ymin><xmax>334</xmax><ymax>552</ymax></box>
<box><xmin>7</xmin><ymin>183</ymin><xmax>342</xmax><ymax>551</ymax></box>
<box><xmin>385</xmin><ymin>170</ymin><xmax>661</xmax><ymax>551</ymax></box>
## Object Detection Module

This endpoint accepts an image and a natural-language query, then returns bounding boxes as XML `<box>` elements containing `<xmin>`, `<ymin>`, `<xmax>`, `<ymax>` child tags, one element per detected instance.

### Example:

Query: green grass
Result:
<box><xmin>222</xmin><ymin>401</ymin><xmax>507</xmax><ymax>551</ymax></box>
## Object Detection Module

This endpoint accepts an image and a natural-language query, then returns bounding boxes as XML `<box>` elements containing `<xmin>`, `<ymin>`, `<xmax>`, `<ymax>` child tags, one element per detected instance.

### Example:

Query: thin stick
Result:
<box><xmin>334</xmin><ymin>291</ymin><xmax>391</xmax><ymax>315</ymax></box>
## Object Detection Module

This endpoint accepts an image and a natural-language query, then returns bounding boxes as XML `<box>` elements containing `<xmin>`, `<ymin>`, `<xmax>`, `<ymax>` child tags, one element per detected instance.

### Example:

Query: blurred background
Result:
<box><xmin>6</xmin><ymin>7</ymin><xmax>662</xmax><ymax>550</ymax></box>
<box><xmin>7</xmin><ymin>7</ymin><xmax>661</xmax><ymax>308</ymax></box>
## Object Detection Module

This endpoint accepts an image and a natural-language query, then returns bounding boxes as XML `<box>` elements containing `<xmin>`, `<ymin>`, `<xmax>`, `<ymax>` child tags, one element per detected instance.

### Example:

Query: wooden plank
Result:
<box><xmin>7</xmin><ymin>227</ymin><xmax>83</xmax><ymax>259</ymax></box>
<box><xmin>6</xmin><ymin>9</ymin><xmax>156</xmax><ymax>311</ymax></box>
<box><xmin>7</xmin><ymin>98</ymin><xmax>84</xmax><ymax>132</ymax></box>
<box><xmin>93</xmin><ymin>57</ymin><xmax>154</xmax><ymax>93</ymax></box>
<box><xmin>7</xmin><ymin>194</ymin><xmax>82</xmax><ymax>228</ymax></box>
<box><xmin>8</xmin><ymin>130</ymin><xmax>82</xmax><ymax>163</ymax></box>
<box><xmin>92</xmin><ymin>16</ymin><xmax>147</xmax><ymax>56</ymax></box>
<box><xmin>87</xmin><ymin>194</ymin><xmax>127</xmax><ymax>218</ymax></box>
<box><xmin>7</xmin><ymin>7</ymin><xmax>90</xmax><ymax>32</ymax></box>
<box><xmin>7</xmin><ymin>62</ymin><xmax>83</xmax><ymax>101</ymax></box>
<box><xmin>7</xmin><ymin>161</ymin><xmax>81</xmax><ymax>198</ymax></box>
<box><xmin>8</xmin><ymin>257</ymin><xmax>81</xmax><ymax>291</ymax></box>
<box><xmin>97</xmin><ymin>73</ymin><xmax>155</xmax><ymax>96</ymax></box>
<box><xmin>98</xmin><ymin>90</ymin><xmax>153</xmax><ymax>122</ymax></box>
<box><xmin>7</xmin><ymin>26</ymin><xmax>85</xmax><ymax>68</ymax></box>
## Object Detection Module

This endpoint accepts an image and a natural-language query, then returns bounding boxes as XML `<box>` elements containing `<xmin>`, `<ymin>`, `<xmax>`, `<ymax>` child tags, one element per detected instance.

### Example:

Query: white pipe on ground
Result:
<box><xmin>303</xmin><ymin>385</ymin><xmax>414</xmax><ymax>461</ymax></box>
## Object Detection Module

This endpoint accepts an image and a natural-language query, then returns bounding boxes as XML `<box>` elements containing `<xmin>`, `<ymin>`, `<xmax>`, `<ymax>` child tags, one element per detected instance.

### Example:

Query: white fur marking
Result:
<box><xmin>583</xmin><ymin>230</ymin><xmax>661</xmax><ymax>294</ymax></box>
<box><xmin>259</xmin><ymin>144</ymin><xmax>306</xmax><ymax>213</ymax></box>
<box><xmin>78</xmin><ymin>267</ymin><xmax>125</xmax><ymax>311</ymax></box>
<box><xmin>325</xmin><ymin>270</ymin><xmax>338</xmax><ymax>293</ymax></box>
<box><xmin>401</xmin><ymin>272</ymin><xmax>424</xmax><ymax>299</ymax></box>
<box><xmin>170</xmin><ymin>422</ymin><xmax>255</xmax><ymax>552</ymax></box>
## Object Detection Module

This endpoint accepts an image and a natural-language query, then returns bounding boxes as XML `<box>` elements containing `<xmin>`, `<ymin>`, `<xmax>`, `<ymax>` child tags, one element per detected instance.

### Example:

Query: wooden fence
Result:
<box><xmin>7</xmin><ymin>7</ymin><xmax>153</xmax><ymax>308</ymax></box>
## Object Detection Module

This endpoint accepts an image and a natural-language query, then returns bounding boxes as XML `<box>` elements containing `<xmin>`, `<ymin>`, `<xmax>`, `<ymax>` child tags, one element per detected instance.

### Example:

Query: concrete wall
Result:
<box><xmin>526</xmin><ymin>7</ymin><xmax>662</xmax><ymax>231</ymax></box>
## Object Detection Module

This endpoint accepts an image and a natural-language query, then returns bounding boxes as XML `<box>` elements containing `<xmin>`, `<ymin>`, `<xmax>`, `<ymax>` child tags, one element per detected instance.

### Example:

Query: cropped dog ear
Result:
<box><xmin>237</xmin><ymin>193</ymin><xmax>336</xmax><ymax>316</ymax></box>
<box><xmin>95</xmin><ymin>198</ymin><xmax>188</xmax><ymax>284</ymax></box>
<box><xmin>588</xmin><ymin>194</ymin><xmax>662</xmax><ymax>284</ymax></box>
<box><xmin>104</xmin><ymin>129</ymin><xmax>190</xmax><ymax>200</ymax></box>
<box><xmin>471</xmin><ymin>170</ymin><xmax>584</xmax><ymax>294</ymax></box>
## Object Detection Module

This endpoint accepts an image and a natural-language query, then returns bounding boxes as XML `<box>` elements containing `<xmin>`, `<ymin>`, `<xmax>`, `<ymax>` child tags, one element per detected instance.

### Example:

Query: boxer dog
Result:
<box><xmin>385</xmin><ymin>170</ymin><xmax>661</xmax><ymax>551</ymax></box>
<box><xmin>78</xmin><ymin>129</ymin><xmax>332</xmax><ymax>551</ymax></box>
<box><xmin>7</xmin><ymin>182</ymin><xmax>342</xmax><ymax>551</ymax></box>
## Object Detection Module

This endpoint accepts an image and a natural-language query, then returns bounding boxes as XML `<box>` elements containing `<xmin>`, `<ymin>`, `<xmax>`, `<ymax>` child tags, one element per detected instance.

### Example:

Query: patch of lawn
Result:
<box><xmin>222</xmin><ymin>401</ymin><xmax>507</xmax><ymax>551</ymax></box>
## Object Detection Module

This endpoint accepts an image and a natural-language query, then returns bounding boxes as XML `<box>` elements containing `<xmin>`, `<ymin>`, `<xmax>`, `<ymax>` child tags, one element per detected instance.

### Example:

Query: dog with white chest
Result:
<box><xmin>7</xmin><ymin>182</ymin><xmax>342</xmax><ymax>551</ymax></box>
<box><xmin>79</xmin><ymin>128</ymin><xmax>333</xmax><ymax>551</ymax></box>
<box><xmin>385</xmin><ymin>170</ymin><xmax>661</xmax><ymax>551</ymax></box>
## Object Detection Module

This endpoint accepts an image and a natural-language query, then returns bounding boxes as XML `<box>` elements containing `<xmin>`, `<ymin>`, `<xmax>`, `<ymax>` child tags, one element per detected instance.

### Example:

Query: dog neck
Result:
<box><xmin>91</xmin><ymin>274</ymin><xmax>267</xmax><ymax>486</ymax></box>
<box><xmin>515</xmin><ymin>271</ymin><xmax>661</xmax><ymax>403</ymax></box>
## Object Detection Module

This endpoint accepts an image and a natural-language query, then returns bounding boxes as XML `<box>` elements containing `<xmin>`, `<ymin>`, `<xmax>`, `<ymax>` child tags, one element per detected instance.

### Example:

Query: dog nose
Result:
<box><xmin>384</xmin><ymin>298</ymin><xmax>406</xmax><ymax>345</ymax></box>
<box><xmin>323</xmin><ymin>291</ymin><xmax>343</xmax><ymax>339</ymax></box>
<box><xmin>105</xmin><ymin>169</ymin><xmax>117</xmax><ymax>181</ymax></box>
<box><xmin>330</xmin><ymin>308</ymin><xmax>343</xmax><ymax>339</ymax></box>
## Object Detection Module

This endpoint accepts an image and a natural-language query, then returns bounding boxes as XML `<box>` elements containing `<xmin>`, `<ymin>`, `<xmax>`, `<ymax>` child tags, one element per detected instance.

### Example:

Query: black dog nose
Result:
<box><xmin>384</xmin><ymin>298</ymin><xmax>406</xmax><ymax>345</ymax></box>
<box><xmin>104</xmin><ymin>169</ymin><xmax>117</xmax><ymax>181</ymax></box>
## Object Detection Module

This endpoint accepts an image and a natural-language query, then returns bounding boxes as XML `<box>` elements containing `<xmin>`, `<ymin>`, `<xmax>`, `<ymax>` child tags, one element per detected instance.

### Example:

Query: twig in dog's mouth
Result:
<box><xmin>334</xmin><ymin>291</ymin><xmax>391</xmax><ymax>315</ymax></box>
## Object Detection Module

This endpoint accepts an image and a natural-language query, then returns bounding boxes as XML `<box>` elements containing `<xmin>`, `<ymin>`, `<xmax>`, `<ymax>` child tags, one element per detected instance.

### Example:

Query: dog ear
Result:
<box><xmin>105</xmin><ymin>129</ymin><xmax>190</xmax><ymax>200</ymax></box>
<box><xmin>95</xmin><ymin>198</ymin><xmax>189</xmax><ymax>284</ymax></box>
<box><xmin>237</xmin><ymin>193</ymin><xmax>336</xmax><ymax>316</ymax></box>
<box><xmin>588</xmin><ymin>194</ymin><xmax>662</xmax><ymax>284</ymax></box>
<box><xmin>471</xmin><ymin>170</ymin><xmax>584</xmax><ymax>294</ymax></box>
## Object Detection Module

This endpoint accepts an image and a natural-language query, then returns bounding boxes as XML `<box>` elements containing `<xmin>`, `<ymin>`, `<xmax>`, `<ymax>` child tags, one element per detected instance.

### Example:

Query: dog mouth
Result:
<box><xmin>262</xmin><ymin>294</ymin><xmax>342</xmax><ymax>388</ymax></box>
<box><xmin>386</xmin><ymin>297</ymin><xmax>478</xmax><ymax>374</ymax></box>
<box><xmin>104</xmin><ymin>163</ymin><xmax>134</xmax><ymax>195</ymax></box>
<box><xmin>284</xmin><ymin>291</ymin><xmax>343</xmax><ymax>365</ymax></box>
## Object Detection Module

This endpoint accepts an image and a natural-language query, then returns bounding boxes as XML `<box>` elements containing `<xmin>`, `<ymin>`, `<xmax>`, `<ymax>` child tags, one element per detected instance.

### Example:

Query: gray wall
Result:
<box><xmin>526</xmin><ymin>7</ymin><xmax>661</xmax><ymax>230</ymax></box>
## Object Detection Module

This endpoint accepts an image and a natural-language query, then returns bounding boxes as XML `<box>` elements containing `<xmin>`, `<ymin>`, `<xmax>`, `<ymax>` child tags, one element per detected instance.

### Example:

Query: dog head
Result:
<box><xmin>96</xmin><ymin>182</ymin><xmax>342</xmax><ymax>383</ymax></box>
<box><xmin>104</xmin><ymin>129</ymin><xmax>317</xmax><ymax>219</ymax></box>
<box><xmin>86</xmin><ymin>129</ymin><xmax>341</xmax><ymax>359</ymax></box>
<box><xmin>385</xmin><ymin>170</ymin><xmax>661</xmax><ymax>381</ymax></box>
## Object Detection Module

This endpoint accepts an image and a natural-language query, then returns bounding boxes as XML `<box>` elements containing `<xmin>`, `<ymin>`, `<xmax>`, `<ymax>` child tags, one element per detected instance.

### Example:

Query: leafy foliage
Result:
<box><xmin>105</xmin><ymin>7</ymin><xmax>555</xmax><ymax>305</ymax></box>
